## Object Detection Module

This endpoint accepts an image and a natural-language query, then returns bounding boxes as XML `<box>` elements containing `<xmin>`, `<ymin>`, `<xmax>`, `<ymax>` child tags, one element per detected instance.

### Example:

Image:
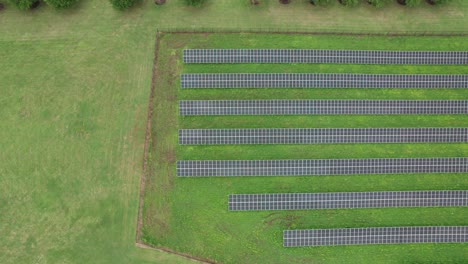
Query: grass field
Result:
<box><xmin>1</xmin><ymin>0</ymin><xmax>468</xmax><ymax>263</ymax></box>
<box><xmin>142</xmin><ymin>33</ymin><xmax>468</xmax><ymax>263</ymax></box>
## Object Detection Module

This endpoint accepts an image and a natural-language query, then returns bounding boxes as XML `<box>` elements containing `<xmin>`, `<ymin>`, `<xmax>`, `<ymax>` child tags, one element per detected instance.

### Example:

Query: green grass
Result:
<box><xmin>1</xmin><ymin>0</ymin><xmax>468</xmax><ymax>263</ymax></box>
<box><xmin>0</xmin><ymin>29</ymin><xmax>192</xmax><ymax>264</ymax></box>
<box><xmin>143</xmin><ymin>33</ymin><xmax>468</xmax><ymax>264</ymax></box>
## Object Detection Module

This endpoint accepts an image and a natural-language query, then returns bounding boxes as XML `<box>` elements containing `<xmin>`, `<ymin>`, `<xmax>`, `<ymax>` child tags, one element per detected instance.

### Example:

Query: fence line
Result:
<box><xmin>156</xmin><ymin>27</ymin><xmax>468</xmax><ymax>37</ymax></box>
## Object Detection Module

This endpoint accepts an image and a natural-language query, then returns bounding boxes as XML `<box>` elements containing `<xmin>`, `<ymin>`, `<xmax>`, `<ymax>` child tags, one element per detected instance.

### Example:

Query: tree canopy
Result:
<box><xmin>368</xmin><ymin>0</ymin><xmax>390</xmax><ymax>8</ymax></box>
<box><xmin>110</xmin><ymin>0</ymin><xmax>139</xmax><ymax>10</ymax></box>
<box><xmin>310</xmin><ymin>0</ymin><xmax>330</xmax><ymax>6</ymax></box>
<box><xmin>404</xmin><ymin>0</ymin><xmax>421</xmax><ymax>7</ymax></box>
<box><xmin>340</xmin><ymin>0</ymin><xmax>359</xmax><ymax>7</ymax></box>
<box><xmin>430</xmin><ymin>0</ymin><xmax>451</xmax><ymax>4</ymax></box>
<box><xmin>7</xmin><ymin>0</ymin><xmax>36</xmax><ymax>10</ymax></box>
<box><xmin>44</xmin><ymin>0</ymin><xmax>79</xmax><ymax>8</ymax></box>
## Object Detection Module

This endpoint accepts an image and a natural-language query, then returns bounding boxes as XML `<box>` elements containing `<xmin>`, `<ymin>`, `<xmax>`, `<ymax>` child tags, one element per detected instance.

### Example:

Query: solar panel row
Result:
<box><xmin>179</xmin><ymin>128</ymin><xmax>468</xmax><ymax>145</ymax></box>
<box><xmin>181</xmin><ymin>73</ymin><xmax>468</xmax><ymax>89</ymax></box>
<box><xmin>176</xmin><ymin>157</ymin><xmax>468</xmax><ymax>177</ymax></box>
<box><xmin>283</xmin><ymin>226</ymin><xmax>468</xmax><ymax>247</ymax></box>
<box><xmin>184</xmin><ymin>49</ymin><xmax>468</xmax><ymax>65</ymax></box>
<box><xmin>180</xmin><ymin>49</ymin><xmax>468</xmax><ymax>248</ymax></box>
<box><xmin>228</xmin><ymin>191</ymin><xmax>468</xmax><ymax>211</ymax></box>
<box><xmin>179</xmin><ymin>100</ymin><xmax>468</xmax><ymax>116</ymax></box>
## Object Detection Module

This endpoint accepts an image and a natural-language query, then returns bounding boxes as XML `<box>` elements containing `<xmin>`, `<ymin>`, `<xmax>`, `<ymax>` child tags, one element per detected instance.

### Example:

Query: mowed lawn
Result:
<box><xmin>143</xmin><ymin>33</ymin><xmax>468</xmax><ymax>264</ymax></box>
<box><xmin>0</xmin><ymin>28</ymin><xmax>192</xmax><ymax>264</ymax></box>
<box><xmin>1</xmin><ymin>0</ymin><xmax>468</xmax><ymax>263</ymax></box>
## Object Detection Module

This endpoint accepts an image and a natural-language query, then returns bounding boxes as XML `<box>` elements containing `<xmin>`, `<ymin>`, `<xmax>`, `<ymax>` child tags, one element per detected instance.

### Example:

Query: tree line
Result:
<box><xmin>3</xmin><ymin>0</ymin><xmax>141</xmax><ymax>9</ymax></box>
<box><xmin>317</xmin><ymin>0</ymin><xmax>451</xmax><ymax>7</ymax></box>
<box><xmin>2</xmin><ymin>0</ymin><xmax>453</xmax><ymax>11</ymax></box>
<box><xmin>6</xmin><ymin>0</ymin><xmax>78</xmax><ymax>9</ymax></box>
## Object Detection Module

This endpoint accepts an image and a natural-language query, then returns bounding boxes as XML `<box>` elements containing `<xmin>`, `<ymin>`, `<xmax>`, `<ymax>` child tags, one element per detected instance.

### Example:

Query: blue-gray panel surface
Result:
<box><xmin>229</xmin><ymin>191</ymin><xmax>468</xmax><ymax>211</ymax></box>
<box><xmin>179</xmin><ymin>100</ymin><xmax>468</xmax><ymax>115</ymax></box>
<box><xmin>176</xmin><ymin>158</ymin><xmax>468</xmax><ymax>177</ymax></box>
<box><xmin>181</xmin><ymin>73</ymin><xmax>468</xmax><ymax>89</ymax></box>
<box><xmin>184</xmin><ymin>49</ymin><xmax>468</xmax><ymax>65</ymax></box>
<box><xmin>179</xmin><ymin>128</ymin><xmax>468</xmax><ymax>145</ymax></box>
<box><xmin>283</xmin><ymin>226</ymin><xmax>468</xmax><ymax>247</ymax></box>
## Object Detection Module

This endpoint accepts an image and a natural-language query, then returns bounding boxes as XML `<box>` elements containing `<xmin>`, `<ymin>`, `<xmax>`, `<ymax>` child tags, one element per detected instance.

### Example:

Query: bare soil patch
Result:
<box><xmin>263</xmin><ymin>212</ymin><xmax>302</xmax><ymax>229</ymax></box>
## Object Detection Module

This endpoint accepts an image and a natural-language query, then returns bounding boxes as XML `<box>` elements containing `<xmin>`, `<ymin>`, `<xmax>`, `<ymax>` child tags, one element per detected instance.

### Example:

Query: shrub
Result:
<box><xmin>368</xmin><ymin>0</ymin><xmax>389</xmax><ymax>7</ymax></box>
<box><xmin>310</xmin><ymin>0</ymin><xmax>330</xmax><ymax>5</ymax></box>
<box><xmin>0</xmin><ymin>2</ymin><xmax>5</xmax><ymax>10</ymax></box>
<box><xmin>402</xmin><ymin>0</ymin><xmax>421</xmax><ymax>6</ymax></box>
<box><xmin>110</xmin><ymin>0</ymin><xmax>138</xmax><ymax>10</ymax></box>
<box><xmin>428</xmin><ymin>0</ymin><xmax>451</xmax><ymax>4</ymax></box>
<box><xmin>340</xmin><ymin>0</ymin><xmax>359</xmax><ymax>6</ymax></box>
<box><xmin>185</xmin><ymin>0</ymin><xmax>204</xmax><ymax>6</ymax></box>
<box><xmin>44</xmin><ymin>0</ymin><xmax>78</xmax><ymax>8</ymax></box>
<box><xmin>7</xmin><ymin>0</ymin><xmax>36</xmax><ymax>10</ymax></box>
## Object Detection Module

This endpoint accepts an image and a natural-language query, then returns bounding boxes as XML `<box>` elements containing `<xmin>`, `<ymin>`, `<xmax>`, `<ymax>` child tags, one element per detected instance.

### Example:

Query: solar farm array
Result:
<box><xmin>283</xmin><ymin>226</ymin><xmax>468</xmax><ymax>247</ymax></box>
<box><xmin>180</xmin><ymin>100</ymin><xmax>468</xmax><ymax>116</ymax></box>
<box><xmin>177</xmin><ymin>158</ymin><xmax>468</xmax><ymax>177</ymax></box>
<box><xmin>178</xmin><ymin>49</ymin><xmax>468</xmax><ymax>247</ymax></box>
<box><xmin>184</xmin><ymin>49</ymin><xmax>468</xmax><ymax>65</ymax></box>
<box><xmin>229</xmin><ymin>191</ymin><xmax>468</xmax><ymax>211</ymax></box>
<box><xmin>181</xmin><ymin>73</ymin><xmax>468</xmax><ymax>89</ymax></box>
<box><xmin>179</xmin><ymin>128</ymin><xmax>468</xmax><ymax>145</ymax></box>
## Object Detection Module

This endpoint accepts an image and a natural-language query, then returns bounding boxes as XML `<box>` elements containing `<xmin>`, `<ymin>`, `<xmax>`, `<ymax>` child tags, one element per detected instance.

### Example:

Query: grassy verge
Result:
<box><xmin>2</xmin><ymin>0</ymin><xmax>468</xmax><ymax>263</ymax></box>
<box><xmin>0</xmin><ymin>25</ymin><xmax>191</xmax><ymax>264</ymax></box>
<box><xmin>143</xmin><ymin>33</ymin><xmax>468</xmax><ymax>263</ymax></box>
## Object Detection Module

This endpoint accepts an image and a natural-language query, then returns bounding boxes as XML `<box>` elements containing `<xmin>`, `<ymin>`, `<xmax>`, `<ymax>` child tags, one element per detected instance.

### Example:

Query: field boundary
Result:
<box><xmin>135</xmin><ymin>32</ymin><xmax>160</xmax><ymax>245</ymax></box>
<box><xmin>135</xmin><ymin>31</ymin><xmax>216</xmax><ymax>264</ymax></box>
<box><xmin>135</xmin><ymin>242</ymin><xmax>215</xmax><ymax>264</ymax></box>
<box><xmin>135</xmin><ymin>30</ymin><xmax>468</xmax><ymax>263</ymax></box>
<box><xmin>157</xmin><ymin>27</ymin><xmax>468</xmax><ymax>37</ymax></box>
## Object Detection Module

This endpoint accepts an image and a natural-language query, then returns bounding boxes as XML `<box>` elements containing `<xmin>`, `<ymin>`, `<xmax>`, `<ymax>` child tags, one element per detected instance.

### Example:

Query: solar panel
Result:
<box><xmin>179</xmin><ymin>128</ymin><xmax>468</xmax><ymax>145</ymax></box>
<box><xmin>176</xmin><ymin>157</ymin><xmax>468</xmax><ymax>177</ymax></box>
<box><xmin>181</xmin><ymin>73</ymin><xmax>468</xmax><ymax>89</ymax></box>
<box><xmin>184</xmin><ymin>49</ymin><xmax>468</xmax><ymax>65</ymax></box>
<box><xmin>179</xmin><ymin>100</ymin><xmax>468</xmax><ymax>116</ymax></box>
<box><xmin>228</xmin><ymin>191</ymin><xmax>468</xmax><ymax>211</ymax></box>
<box><xmin>283</xmin><ymin>226</ymin><xmax>468</xmax><ymax>247</ymax></box>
